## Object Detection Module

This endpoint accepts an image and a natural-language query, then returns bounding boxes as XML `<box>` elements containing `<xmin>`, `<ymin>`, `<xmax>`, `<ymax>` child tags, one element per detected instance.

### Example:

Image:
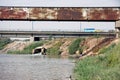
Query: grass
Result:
<box><xmin>8</xmin><ymin>41</ymin><xmax>46</xmax><ymax>54</ymax></box>
<box><xmin>74</xmin><ymin>42</ymin><xmax>120</xmax><ymax>80</ymax></box>
<box><xmin>0</xmin><ymin>38</ymin><xmax>12</xmax><ymax>50</ymax></box>
<box><xmin>47</xmin><ymin>41</ymin><xmax>62</xmax><ymax>56</ymax></box>
<box><xmin>68</xmin><ymin>38</ymin><xmax>84</xmax><ymax>55</ymax></box>
<box><xmin>98</xmin><ymin>43</ymin><xmax>116</xmax><ymax>54</ymax></box>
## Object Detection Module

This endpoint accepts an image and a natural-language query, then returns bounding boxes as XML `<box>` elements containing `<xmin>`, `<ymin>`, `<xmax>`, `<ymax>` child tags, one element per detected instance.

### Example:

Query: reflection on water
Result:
<box><xmin>0</xmin><ymin>54</ymin><xmax>74</xmax><ymax>80</ymax></box>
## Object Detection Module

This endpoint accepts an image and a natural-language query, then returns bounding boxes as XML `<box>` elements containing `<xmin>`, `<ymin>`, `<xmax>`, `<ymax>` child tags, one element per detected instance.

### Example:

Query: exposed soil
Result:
<box><xmin>40</xmin><ymin>37</ymin><xmax>116</xmax><ymax>57</ymax></box>
<box><xmin>80</xmin><ymin>37</ymin><xmax>116</xmax><ymax>59</ymax></box>
<box><xmin>1</xmin><ymin>37</ymin><xmax>117</xmax><ymax>58</ymax></box>
<box><xmin>1</xmin><ymin>41</ymin><xmax>31</xmax><ymax>53</ymax></box>
<box><xmin>41</xmin><ymin>38</ymin><xmax>75</xmax><ymax>56</ymax></box>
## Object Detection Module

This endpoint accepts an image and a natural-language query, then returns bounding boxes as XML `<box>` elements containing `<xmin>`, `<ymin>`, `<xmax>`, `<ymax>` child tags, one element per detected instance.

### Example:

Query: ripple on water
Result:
<box><xmin>0</xmin><ymin>54</ymin><xmax>75</xmax><ymax>80</ymax></box>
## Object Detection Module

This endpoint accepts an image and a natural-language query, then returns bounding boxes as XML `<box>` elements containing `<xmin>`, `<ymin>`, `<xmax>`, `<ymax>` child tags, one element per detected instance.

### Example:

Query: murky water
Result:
<box><xmin>0</xmin><ymin>54</ymin><xmax>74</xmax><ymax>80</ymax></box>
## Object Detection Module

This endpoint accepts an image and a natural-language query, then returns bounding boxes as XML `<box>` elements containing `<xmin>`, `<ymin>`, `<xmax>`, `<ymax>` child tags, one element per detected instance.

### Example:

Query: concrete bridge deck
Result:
<box><xmin>0</xmin><ymin>31</ymin><xmax>116</xmax><ymax>38</ymax></box>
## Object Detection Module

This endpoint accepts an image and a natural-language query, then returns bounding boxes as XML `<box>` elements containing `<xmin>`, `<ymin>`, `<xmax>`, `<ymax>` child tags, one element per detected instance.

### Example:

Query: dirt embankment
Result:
<box><xmin>1</xmin><ymin>37</ymin><xmax>117</xmax><ymax>57</ymax></box>
<box><xmin>40</xmin><ymin>37</ymin><xmax>116</xmax><ymax>57</ymax></box>
<box><xmin>41</xmin><ymin>38</ymin><xmax>75</xmax><ymax>56</ymax></box>
<box><xmin>1</xmin><ymin>41</ymin><xmax>31</xmax><ymax>53</ymax></box>
<box><xmin>80</xmin><ymin>37</ymin><xmax>116</xmax><ymax>58</ymax></box>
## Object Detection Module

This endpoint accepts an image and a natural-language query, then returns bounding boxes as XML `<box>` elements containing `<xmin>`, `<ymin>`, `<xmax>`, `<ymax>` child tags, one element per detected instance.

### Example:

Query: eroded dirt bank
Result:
<box><xmin>1</xmin><ymin>37</ymin><xmax>117</xmax><ymax>58</ymax></box>
<box><xmin>0</xmin><ymin>41</ymin><xmax>31</xmax><ymax>53</ymax></box>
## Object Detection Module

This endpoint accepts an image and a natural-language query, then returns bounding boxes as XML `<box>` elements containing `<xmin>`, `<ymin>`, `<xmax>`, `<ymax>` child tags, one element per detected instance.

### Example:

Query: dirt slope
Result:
<box><xmin>1</xmin><ymin>37</ymin><xmax>117</xmax><ymax>57</ymax></box>
<box><xmin>1</xmin><ymin>41</ymin><xmax>31</xmax><ymax>53</ymax></box>
<box><xmin>81</xmin><ymin>37</ymin><xmax>115</xmax><ymax>58</ymax></box>
<box><xmin>41</xmin><ymin>38</ymin><xmax>75</xmax><ymax>56</ymax></box>
<box><xmin>37</xmin><ymin>37</ymin><xmax>116</xmax><ymax>57</ymax></box>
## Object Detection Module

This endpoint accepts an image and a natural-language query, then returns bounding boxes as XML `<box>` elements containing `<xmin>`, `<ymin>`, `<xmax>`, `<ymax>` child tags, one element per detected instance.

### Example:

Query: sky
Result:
<box><xmin>0</xmin><ymin>0</ymin><xmax>120</xmax><ymax>7</ymax></box>
<box><xmin>0</xmin><ymin>0</ymin><xmax>120</xmax><ymax>31</ymax></box>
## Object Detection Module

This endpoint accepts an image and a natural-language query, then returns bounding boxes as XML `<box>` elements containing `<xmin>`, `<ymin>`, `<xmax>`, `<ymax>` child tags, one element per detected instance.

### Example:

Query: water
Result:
<box><xmin>0</xmin><ymin>54</ymin><xmax>75</xmax><ymax>80</ymax></box>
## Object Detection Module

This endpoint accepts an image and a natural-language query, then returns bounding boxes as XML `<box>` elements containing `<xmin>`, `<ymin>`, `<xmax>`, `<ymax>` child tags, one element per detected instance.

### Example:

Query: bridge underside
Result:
<box><xmin>0</xmin><ymin>7</ymin><xmax>120</xmax><ymax>39</ymax></box>
<box><xmin>0</xmin><ymin>7</ymin><xmax>120</xmax><ymax>21</ymax></box>
<box><xmin>0</xmin><ymin>31</ymin><xmax>116</xmax><ymax>42</ymax></box>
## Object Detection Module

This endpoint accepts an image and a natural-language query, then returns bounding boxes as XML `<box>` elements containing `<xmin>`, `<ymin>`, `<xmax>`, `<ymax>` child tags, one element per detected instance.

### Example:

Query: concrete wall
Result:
<box><xmin>30</xmin><ymin>36</ymin><xmax>34</xmax><ymax>42</ymax></box>
<box><xmin>115</xmin><ymin>20</ymin><xmax>120</xmax><ymax>38</ymax></box>
<box><xmin>116</xmin><ymin>20</ymin><xmax>120</xmax><ymax>28</ymax></box>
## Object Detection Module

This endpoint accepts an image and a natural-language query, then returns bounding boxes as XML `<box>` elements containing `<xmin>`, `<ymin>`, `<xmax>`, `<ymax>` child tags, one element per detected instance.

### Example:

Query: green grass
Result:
<box><xmin>74</xmin><ymin>42</ymin><xmax>120</xmax><ymax>80</ymax></box>
<box><xmin>68</xmin><ymin>38</ymin><xmax>84</xmax><ymax>55</ymax></box>
<box><xmin>99</xmin><ymin>43</ymin><xmax>116</xmax><ymax>54</ymax></box>
<box><xmin>0</xmin><ymin>38</ymin><xmax>12</xmax><ymax>50</ymax></box>
<box><xmin>8</xmin><ymin>41</ymin><xmax>46</xmax><ymax>54</ymax></box>
<box><xmin>47</xmin><ymin>41</ymin><xmax>62</xmax><ymax>56</ymax></box>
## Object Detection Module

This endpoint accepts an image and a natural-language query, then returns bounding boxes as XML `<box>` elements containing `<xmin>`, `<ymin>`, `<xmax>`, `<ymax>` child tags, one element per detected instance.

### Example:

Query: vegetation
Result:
<box><xmin>74</xmin><ymin>43</ymin><xmax>120</xmax><ymax>80</ymax></box>
<box><xmin>47</xmin><ymin>41</ymin><xmax>62</xmax><ymax>56</ymax></box>
<box><xmin>48</xmin><ymin>35</ymin><xmax>53</xmax><ymax>40</ymax></box>
<box><xmin>8</xmin><ymin>41</ymin><xmax>46</xmax><ymax>54</ymax></box>
<box><xmin>68</xmin><ymin>38</ymin><xmax>84</xmax><ymax>55</ymax></box>
<box><xmin>0</xmin><ymin>38</ymin><xmax>11</xmax><ymax>50</ymax></box>
<box><xmin>93</xmin><ymin>34</ymin><xmax>101</xmax><ymax>38</ymax></box>
<box><xmin>99</xmin><ymin>43</ymin><xmax>116</xmax><ymax>54</ymax></box>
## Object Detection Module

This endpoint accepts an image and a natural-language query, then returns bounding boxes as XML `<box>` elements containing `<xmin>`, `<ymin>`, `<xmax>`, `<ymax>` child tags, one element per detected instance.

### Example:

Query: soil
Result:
<box><xmin>1</xmin><ymin>37</ymin><xmax>118</xmax><ymax>58</ymax></box>
<box><xmin>41</xmin><ymin>38</ymin><xmax>75</xmax><ymax>56</ymax></box>
<box><xmin>1</xmin><ymin>41</ymin><xmax>31</xmax><ymax>53</ymax></box>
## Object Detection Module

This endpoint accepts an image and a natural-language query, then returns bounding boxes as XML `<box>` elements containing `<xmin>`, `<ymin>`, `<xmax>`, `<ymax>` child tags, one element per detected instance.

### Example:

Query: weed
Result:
<box><xmin>0</xmin><ymin>38</ymin><xmax>12</xmax><ymax>50</ymax></box>
<box><xmin>8</xmin><ymin>41</ymin><xmax>46</xmax><ymax>54</ymax></box>
<box><xmin>74</xmin><ymin>43</ymin><xmax>120</xmax><ymax>80</ymax></box>
<box><xmin>47</xmin><ymin>41</ymin><xmax>62</xmax><ymax>56</ymax></box>
<box><xmin>69</xmin><ymin>38</ymin><xmax>84</xmax><ymax>54</ymax></box>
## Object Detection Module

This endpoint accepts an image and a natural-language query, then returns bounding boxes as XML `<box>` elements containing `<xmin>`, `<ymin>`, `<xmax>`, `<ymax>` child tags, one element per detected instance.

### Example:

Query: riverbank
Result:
<box><xmin>1</xmin><ymin>37</ymin><xmax>119</xmax><ymax>80</ymax></box>
<box><xmin>74</xmin><ymin>39</ymin><xmax>120</xmax><ymax>80</ymax></box>
<box><xmin>7</xmin><ymin>41</ymin><xmax>46</xmax><ymax>54</ymax></box>
<box><xmin>1</xmin><ymin>37</ymin><xmax>116</xmax><ymax>57</ymax></box>
<box><xmin>0</xmin><ymin>38</ymin><xmax>11</xmax><ymax>50</ymax></box>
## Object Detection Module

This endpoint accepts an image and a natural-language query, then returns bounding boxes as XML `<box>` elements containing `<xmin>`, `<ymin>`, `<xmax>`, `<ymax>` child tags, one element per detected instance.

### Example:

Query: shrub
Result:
<box><xmin>68</xmin><ymin>38</ymin><xmax>83</xmax><ymax>54</ymax></box>
<box><xmin>106</xmin><ymin>43</ymin><xmax>120</xmax><ymax>67</ymax></box>
<box><xmin>47</xmin><ymin>41</ymin><xmax>62</xmax><ymax>56</ymax></box>
<box><xmin>0</xmin><ymin>38</ymin><xmax>12</xmax><ymax>50</ymax></box>
<box><xmin>74</xmin><ymin>43</ymin><xmax>120</xmax><ymax>80</ymax></box>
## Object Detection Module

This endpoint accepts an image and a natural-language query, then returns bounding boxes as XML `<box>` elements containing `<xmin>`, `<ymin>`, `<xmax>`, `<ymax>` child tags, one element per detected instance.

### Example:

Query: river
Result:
<box><xmin>0</xmin><ymin>54</ymin><xmax>75</xmax><ymax>80</ymax></box>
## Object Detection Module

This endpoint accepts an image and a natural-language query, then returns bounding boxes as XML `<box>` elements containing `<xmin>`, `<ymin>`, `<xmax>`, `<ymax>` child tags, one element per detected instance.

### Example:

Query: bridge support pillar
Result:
<box><xmin>115</xmin><ymin>20</ymin><xmax>120</xmax><ymax>38</ymax></box>
<box><xmin>30</xmin><ymin>36</ymin><xmax>34</xmax><ymax>42</ymax></box>
<box><xmin>115</xmin><ymin>28</ymin><xmax>119</xmax><ymax>38</ymax></box>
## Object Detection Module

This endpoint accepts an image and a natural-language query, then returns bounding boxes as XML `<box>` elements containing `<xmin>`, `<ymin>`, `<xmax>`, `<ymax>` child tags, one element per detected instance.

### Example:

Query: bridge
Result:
<box><xmin>0</xmin><ymin>7</ymin><xmax>120</xmax><ymax>21</ymax></box>
<box><xmin>0</xmin><ymin>30</ymin><xmax>115</xmax><ymax>41</ymax></box>
<box><xmin>0</xmin><ymin>6</ymin><xmax>120</xmax><ymax>40</ymax></box>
